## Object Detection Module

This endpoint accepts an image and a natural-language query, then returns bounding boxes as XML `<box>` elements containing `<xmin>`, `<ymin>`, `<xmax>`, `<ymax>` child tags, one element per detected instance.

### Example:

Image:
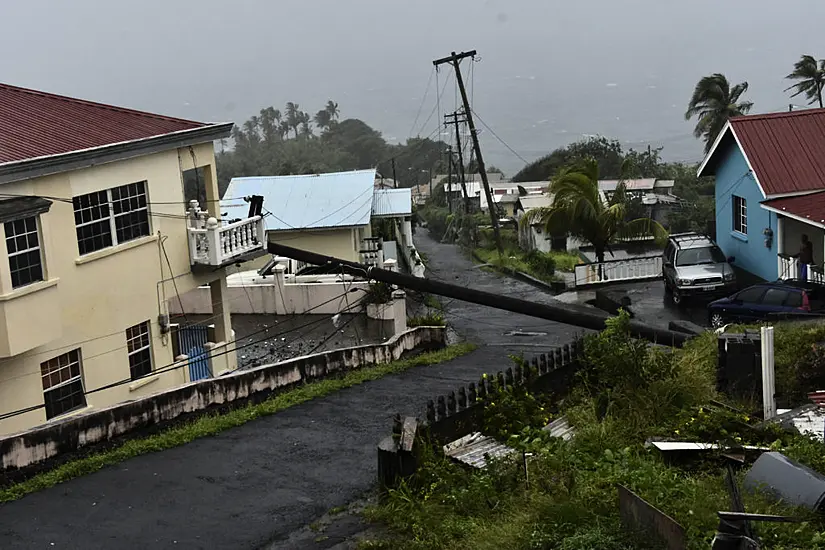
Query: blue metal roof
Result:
<box><xmin>372</xmin><ymin>188</ymin><xmax>412</xmax><ymax>218</ymax></box>
<box><xmin>221</xmin><ymin>169</ymin><xmax>376</xmax><ymax>231</ymax></box>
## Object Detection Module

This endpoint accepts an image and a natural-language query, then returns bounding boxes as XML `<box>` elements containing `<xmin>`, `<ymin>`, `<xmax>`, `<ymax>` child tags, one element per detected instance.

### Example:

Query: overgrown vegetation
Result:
<box><xmin>0</xmin><ymin>343</ymin><xmax>477</xmax><ymax>503</ymax></box>
<box><xmin>364</xmin><ymin>315</ymin><xmax>825</xmax><ymax>549</ymax></box>
<box><xmin>408</xmin><ymin>313</ymin><xmax>446</xmax><ymax>327</ymax></box>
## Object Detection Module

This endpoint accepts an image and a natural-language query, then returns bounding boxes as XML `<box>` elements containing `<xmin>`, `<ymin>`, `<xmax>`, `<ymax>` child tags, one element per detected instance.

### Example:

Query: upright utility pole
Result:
<box><xmin>434</xmin><ymin>50</ymin><xmax>503</xmax><ymax>254</ymax></box>
<box><xmin>391</xmin><ymin>158</ymin><xmax>398</xmax><ymax>188</ymax></box>
<box><xmin>446</xmin><ymin>146</ymin><xmax>453</xmax><ymax>213</ymax></box>
<box><xmin>445</xmin><ymin>112</ymin><xmax>469</xmax><ymax>213</ymax></box>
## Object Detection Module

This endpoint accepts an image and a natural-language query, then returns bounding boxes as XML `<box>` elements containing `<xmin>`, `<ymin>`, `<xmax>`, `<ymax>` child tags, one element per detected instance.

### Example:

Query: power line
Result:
<box><xmin>0</xmin><ymin>288</ymin><xmax>363</xmax><ymax>422</ymax></box>
<box><xmin>409</xmin><ymin>68</ymin><xmax>435</xmax><ymax>138</ymax></box>
<box><xmin>470</xmin><ymin>108</ymin><xmax>530</xmax><ymax>166</ymax></box>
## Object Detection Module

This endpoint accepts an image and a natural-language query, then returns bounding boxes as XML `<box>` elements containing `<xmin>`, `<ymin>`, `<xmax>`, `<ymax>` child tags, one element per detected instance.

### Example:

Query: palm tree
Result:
<box><xmin>685</xmin><ymin>74</ymin><xmax>753</xmax><ymax>153</ymax></box>
<box><xmin>299</xmin><ymin>111</ymin><xmax>313</xmax><ymax>137</ymax></box>
<box><xmin>785</xmin><ymin>55</ymin><xmax>825</xmax><ymax>108</ymax></box>
<box><xmin>285</xmin><ymin>102</ymin><xmax>301</xmax><ymax>138</ymax></box>
<box><xmin>325</xmin><ymin>100</ymin><xmax>339</xmax><ymax>122</ymax></box>
<box><xmin>314</xmin><ymin>109</ymin><xmax>332</xmax><ymax>131</ymax></box>
<box><xmin>521</xmin><ymin>159</ymin><xmax>666</xmax><ymax>264</ymax></box>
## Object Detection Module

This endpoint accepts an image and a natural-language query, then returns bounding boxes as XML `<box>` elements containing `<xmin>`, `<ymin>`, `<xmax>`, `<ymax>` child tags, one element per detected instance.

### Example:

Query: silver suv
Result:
<box><xmin>663</xmin><ymin>233</ymin><xmax>737</xmax><ymax>305</ymax></box>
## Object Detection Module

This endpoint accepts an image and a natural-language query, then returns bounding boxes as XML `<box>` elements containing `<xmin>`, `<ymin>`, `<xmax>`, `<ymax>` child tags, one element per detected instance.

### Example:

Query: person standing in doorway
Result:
<box><xmin>796</xmin><ymin>234</ymin><xmax>815</xmax><ymax>281</ymax></box>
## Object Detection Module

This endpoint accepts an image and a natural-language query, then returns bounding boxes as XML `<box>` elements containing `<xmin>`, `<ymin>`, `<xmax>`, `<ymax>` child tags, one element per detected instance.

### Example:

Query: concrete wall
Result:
<box><xmin>0</xmin><ymin>327</ymin><xmax>445</xmax><ymax>473</ymax></box>
<box><xmin>169</xmin><ymin>275</ymin><xmax>370</xmax><ymax>315</ymax></box>
<box><xmin>0</xmin><ymin>142</ymin><xmax>231</xmax><ymax>436</ymax></box>
<box><xmin>267</xmin><ymin>226</ymin><xmax>365</xmax><ymax>263</ymax></box>
<box><xmin>715</xmin><ymin>143</ymin><xmax>777</xmax><ymax>282</ymax></box>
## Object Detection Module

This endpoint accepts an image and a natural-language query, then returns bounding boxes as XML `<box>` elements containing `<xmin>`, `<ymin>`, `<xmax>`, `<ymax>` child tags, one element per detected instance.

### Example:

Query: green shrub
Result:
<box><xmin>408</xmin><ymin>313</ymin><xmax>445</xmax><ymax>327</ymax></box>
<box><xmin>523</xmin><ymin>250</ymin><xmax>556</xmax><ymax>277</ymax></box>
<box><xmin>364</xmin><ymin>282</ymin><xmax>393</xmax><ymax>304</ymax></box>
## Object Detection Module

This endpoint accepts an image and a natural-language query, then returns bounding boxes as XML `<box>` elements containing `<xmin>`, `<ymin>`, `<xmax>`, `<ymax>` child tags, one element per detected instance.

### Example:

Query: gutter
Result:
<box><xmin>0</xmin><ymin>122</ymin><xmax>234</xmax><ymax>185</ymax></box>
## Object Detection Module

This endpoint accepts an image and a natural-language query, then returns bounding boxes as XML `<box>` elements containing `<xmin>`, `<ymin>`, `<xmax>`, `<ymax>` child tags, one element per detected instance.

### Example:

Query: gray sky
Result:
<box><xmin>3</xmin><ymin>0</ymin><xmax>825</xmax><ymax>174</ymax></box>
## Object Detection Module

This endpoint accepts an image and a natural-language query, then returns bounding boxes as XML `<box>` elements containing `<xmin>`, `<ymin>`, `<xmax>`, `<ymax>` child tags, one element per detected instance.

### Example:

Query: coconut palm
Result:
<box><xmin>314</xmin><ymin>109</ymin><xmax>332</xmax><ymax>131</ymax></box>
<box><xmin>285</xmin><ymin>102</ymin><xmax>301</xmax><ymax>138</ymax></box>
<box><xmin>325</xmin><ymin>100</ymin><xmax>339</xmax><ymax>122</ymax></box>
<box><xmin>785</xmin><ymin>55</ymin><xmax>825</xmax><ymax>108</ymax></box>
<box><xmin>521</xmin><ymin>159</ymin><xmax>667</xmax><ymax>264</ymax></box>
<box><xmin>685</xmin><ymin>74</ymin><xmax>753</xmax><ymax>153</ymax></box>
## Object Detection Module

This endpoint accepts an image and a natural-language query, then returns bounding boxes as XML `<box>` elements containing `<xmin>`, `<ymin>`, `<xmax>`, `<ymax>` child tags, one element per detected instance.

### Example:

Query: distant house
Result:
<box><xmin>479</xmin><ymin>181</ymin><xmax>546</xmax><ymax>212</ymax></box>
<box><xmin>223</xmin><ymin>170</ymin><xmax>419</xmax><ymax>273</ymax></box>
<box><xmin>598</xmin><ymin>178</ymin><xmax>679</xmax><ymax>224</ymax></box>
<box><xmin>223</xmin><ymin>170</ymin><xmax>377</xmax><ymax>264</ymax></box>
<box><xmin>699</xmin><ymin>109</ymin><xmax>825</xmax><ymax>282</ymax></box>
<box><xmin>515</xmin><ymin>194</ymin><xmax>582</xmax><ymax>253</ymax></box>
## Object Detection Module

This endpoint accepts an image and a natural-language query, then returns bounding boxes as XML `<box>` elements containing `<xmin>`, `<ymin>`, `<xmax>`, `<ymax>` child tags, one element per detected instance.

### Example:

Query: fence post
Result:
<box><xmin>761</xmin><ymin>326</ymin><xmax>776</xmax><ymax>420</ymax></box>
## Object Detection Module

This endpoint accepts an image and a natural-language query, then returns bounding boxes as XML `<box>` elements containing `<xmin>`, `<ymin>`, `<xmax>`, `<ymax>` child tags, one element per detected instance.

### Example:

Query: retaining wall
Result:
<box><xmin>0</xmin><ymin>327</ymin><xmax>445</xmax><ymax>474</ymax></box>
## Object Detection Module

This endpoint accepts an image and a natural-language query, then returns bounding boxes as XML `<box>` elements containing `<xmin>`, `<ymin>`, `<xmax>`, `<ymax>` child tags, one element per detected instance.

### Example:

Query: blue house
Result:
<box><xmin>699</xmin><ymin>109</ymin><xmax>825</xmax><ymax>283</ymax></box>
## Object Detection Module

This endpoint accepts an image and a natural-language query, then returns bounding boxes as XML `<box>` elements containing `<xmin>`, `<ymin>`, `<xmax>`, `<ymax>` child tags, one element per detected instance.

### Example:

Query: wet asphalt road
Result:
<box><xmin>0</xmin><ymin>230</ymin><xmax>581</xmax><ymax>550</ymax></box>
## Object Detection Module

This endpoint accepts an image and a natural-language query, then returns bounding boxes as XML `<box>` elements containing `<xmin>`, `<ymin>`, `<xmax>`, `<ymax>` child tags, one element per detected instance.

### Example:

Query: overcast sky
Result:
<box><xmin>3</xmin><ymin>0</ymin><xmax>824</xmax><ymax>174</ymax></box>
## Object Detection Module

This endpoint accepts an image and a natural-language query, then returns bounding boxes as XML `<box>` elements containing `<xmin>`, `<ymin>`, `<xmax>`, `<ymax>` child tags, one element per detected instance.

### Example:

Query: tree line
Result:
<box><xmin>215</xmin><ymin>100</ymin><xmax>451</xmax><ymax>196</ymax></box>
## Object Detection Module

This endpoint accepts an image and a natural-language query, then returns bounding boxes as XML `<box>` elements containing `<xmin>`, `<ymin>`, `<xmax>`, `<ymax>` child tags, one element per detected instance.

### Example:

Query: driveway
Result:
<box><xmin>0</xmin><ymin>231</ymin><xmax>581</xmax><ymax>550</ymax></box>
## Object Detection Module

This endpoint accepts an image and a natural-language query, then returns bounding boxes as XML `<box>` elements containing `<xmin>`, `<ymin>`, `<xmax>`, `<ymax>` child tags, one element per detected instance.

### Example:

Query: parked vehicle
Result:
<box><xmin>663</xmin><ymin>233</ymin><xmax>737</xmax><ymax>306</ymax></box>
<box><xmin>707</xmin><ymin>280</ymin><xmax>825</xmax><ymax>328</ymax></box>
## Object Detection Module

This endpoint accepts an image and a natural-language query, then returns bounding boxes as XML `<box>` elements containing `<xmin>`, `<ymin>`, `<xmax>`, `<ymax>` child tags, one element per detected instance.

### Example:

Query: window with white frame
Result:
<box><xmin>40</xmin><ymin>349</ymin><xmax>86</xmax><ymax>419</ymax></box>
<box><xmin>733</xmin><ymin>195</ymin><xmax>747</xmax><ymax>234</ymax></box>
<box><xmin>126</xmin><ymin>321</ymin><xmax>152</xmax><ymax>380</ymax></box>
<box><xmin>73</xmin><ymin>181</ymin><xmax>150</xmax><ymax>255</ymax></box>
<box><xmin>5</xmin><ymin>216</ymin><xmax>43</xmax><ymax>288</ymax></box>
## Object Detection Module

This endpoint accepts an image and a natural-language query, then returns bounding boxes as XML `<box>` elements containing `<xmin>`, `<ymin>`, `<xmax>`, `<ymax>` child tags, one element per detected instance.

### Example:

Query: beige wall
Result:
<box><xmin>0</xmin><ymin>142</ymin><xmax>232</xmax><ymax>436</ymax></box>
<box><xmin>268</xmin><ymin>225</ymin><xmax>368</xmax><ymax>263</ymax></box>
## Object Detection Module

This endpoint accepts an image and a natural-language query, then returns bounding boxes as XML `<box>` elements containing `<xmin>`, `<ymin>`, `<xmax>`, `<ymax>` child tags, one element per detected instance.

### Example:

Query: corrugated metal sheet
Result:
<box><xmin>0</xmin><ymin>83</ymin><xmax>206</xmax><ymax>164</ymax></box>
<box><xmin>761</xmin><ymin>191</ymin><xmax>825</xmax><ymax>226</ymax></box>
<box><xmin>221</xmin><ymin>170</ymin><xmax>376</xmax><ymax>231</ymax></box>
<box><xmin>543</xmin><ymin>416</ymin><xmax>574</xmax><ymax>440</ymax></box>
<box><xmin>518</xmin><ymin>194</ymin><xmax>552</xmax><ymax>211</ymax></box>
<box><xmin>730</xmin><ymin>109</ymin><xmax>825</xmax><ymax>196</ymax></box>
<box><xmin>372</xmin><ymin>188</ymin><xmax>412</xmax><ymax>217</ymax></box>
<box><xmin>599</xmin><ymin>179</ymin><xmax>657</xmax><ymax>192</ymax></box>
<box><xmin>443</xmin><ymin>432</ymin><xmax>516</xmax><ymax>469</ymax></box>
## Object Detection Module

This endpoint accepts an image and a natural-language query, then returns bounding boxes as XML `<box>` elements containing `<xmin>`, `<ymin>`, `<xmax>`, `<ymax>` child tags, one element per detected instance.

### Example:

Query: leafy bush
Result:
<box><xmin>364</xmin><ymin>282</ymin><xmax>392</xmax><ymax>304</ymax></box>
<box><xmin>523</xmin><ymin>250</ymin><xmax>556</xmax><ymax>277</ymax></box>
<box><xmin>408</xmin><ymin>313</ymin><xmax>445</xmax><ymax>327</ymax></box>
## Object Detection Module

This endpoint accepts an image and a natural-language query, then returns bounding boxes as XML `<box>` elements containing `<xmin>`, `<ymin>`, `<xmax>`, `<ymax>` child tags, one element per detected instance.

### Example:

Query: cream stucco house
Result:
<box><xmin>0</xmin><ymin>83</ymin><xmax>264</xmax><ymax>435</ymax></box>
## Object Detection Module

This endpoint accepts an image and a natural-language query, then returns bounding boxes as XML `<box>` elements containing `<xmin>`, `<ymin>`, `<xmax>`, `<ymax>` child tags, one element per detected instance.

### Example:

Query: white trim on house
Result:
<box><xmin>760</xmin><ymin>204</ymin><xmax>825</xmax><ymax>230</ymax></box>
<box><xmin>763</xmin><ymin>190</ymin><xmax>823</xmax><ymax>199</ymax></box>
<box><xmin>697</xmin><ymin>122</ymin><xmax>766</xmax><ymax>198</ymax></box>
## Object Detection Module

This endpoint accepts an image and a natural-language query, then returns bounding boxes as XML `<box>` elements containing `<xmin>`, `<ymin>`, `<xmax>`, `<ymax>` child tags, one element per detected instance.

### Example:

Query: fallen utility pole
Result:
<box><xmin>446</xmin><ymin>145</ymin><xmax>453</xmax><ymax>213</ymax></box>
<box><xmin>434</xmin><ymin>50</ymin><xmax>503</xmax><ymax>255</ymax></box>
<box><xmin>266</xmin><ymin>241</ymin><xmax>690</xmax><ymax>347</ymax></box>
<box><xmin>445</xmin><ymin>111</ymin><xmax>469</xmax><ymax>213</ymax></box>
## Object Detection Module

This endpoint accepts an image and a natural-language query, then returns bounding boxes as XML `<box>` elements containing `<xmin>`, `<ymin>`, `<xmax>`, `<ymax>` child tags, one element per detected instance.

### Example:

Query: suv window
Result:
<box><xmin>675</xmin><ymin>245</ymin><xmax>727</xmax><ymax>267</ymax></box>
<box><xmin>737</xmin><ymin>286</ymin><xmax>766</xmax><ymax>303</ymax></box>
<box><xmin>785</xmin><ymin>291</ymin><xmax>803</xmax><ymax>308</ymax></box>
<box><xmin>762</xmin><ymin>288</ymin><xmax>789</xmax><ymax>307</ymax></box>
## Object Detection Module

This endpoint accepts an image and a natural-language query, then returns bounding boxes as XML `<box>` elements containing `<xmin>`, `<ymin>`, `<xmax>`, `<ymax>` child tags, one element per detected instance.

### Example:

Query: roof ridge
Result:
<box><xmin>0</xmin><ymin>82</ymin><xmax>204</xmax><ymax>126</ymax></box>
<box><xmin>731</xmin><ymin>108</ymin><xmax>825</xmax><ymax>123</ymax></box>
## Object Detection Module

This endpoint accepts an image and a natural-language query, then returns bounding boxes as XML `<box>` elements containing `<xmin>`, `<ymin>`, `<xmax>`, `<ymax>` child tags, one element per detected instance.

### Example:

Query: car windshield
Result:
<box><xmin>675</xmin><ymin>246</ymin><xmax>727</xmax><ymax>266</ymax></box>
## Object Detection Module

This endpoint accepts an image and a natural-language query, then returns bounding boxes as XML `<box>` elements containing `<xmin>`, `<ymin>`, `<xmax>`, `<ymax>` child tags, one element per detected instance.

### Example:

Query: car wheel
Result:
<box><xmin>663</xmin><ymin>281</ymin><xmax>673</xmax><ymax>295</ymax></box>
<box><xmin>710</xmin><ymin>312</ymin><xmax>725</xmax><ymax>328</ymax></box>
<box><xmin>671</xmin><ymin>292</ymin><xmax>683</xmax><ymax>307</ymax></box>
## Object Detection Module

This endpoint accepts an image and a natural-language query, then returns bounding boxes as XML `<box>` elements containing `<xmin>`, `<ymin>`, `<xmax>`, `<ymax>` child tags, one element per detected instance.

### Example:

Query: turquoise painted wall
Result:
<box><xmin>714</xmin><ymin>143</ymin><xmax>776</xmax><ymax>282</ymax></box>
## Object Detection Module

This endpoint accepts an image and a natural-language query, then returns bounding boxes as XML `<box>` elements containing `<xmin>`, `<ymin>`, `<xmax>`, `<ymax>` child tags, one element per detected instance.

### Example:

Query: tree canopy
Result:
<box><xmin>215</xmin><ymin>101</ymin><xmax>449</xmax><ymax>196</ymax></box>
<box><xmin>785</xmin><ymin>54</ymin><xmax>825</xmax><ymax>108</ymax></box>
<box><xmin>685</xmin><ymin>73</ymin><xmax>753</xmax><ymax>153</ymax></box>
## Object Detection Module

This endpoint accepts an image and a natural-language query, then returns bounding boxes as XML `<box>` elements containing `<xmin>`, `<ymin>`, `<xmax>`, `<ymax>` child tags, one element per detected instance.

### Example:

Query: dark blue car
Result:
<box><xmin>707</xmin><ymin>280</ymin><xmax>825</xmax><ymax>328</ymax></box>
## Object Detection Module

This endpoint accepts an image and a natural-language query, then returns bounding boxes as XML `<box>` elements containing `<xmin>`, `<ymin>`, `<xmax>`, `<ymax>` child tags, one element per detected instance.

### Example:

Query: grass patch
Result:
<box><xmin>408</xmin><ymin>313</ymin><xmax>446</xmax><ymax>327</ymax></box>
<box><xmin>0</xmin><ymin>343</ymin><xmax>477</xmax><ymax>503</ymax></box>
<box><xmin>474</xmin><ymin>247</ymin><xmax>564</xmax><ymax>284</ymax></box>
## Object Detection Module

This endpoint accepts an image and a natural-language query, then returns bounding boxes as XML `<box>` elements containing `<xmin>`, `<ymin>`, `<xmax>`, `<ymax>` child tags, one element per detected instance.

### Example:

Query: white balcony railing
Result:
<box><xmin>574</xmin><ymin>255</ymin><xmax>663</xmax><ymax>287</ymax></box>
<box><xmin>778</xmin><ymin>253</ymin><xmax>825</xmax><ymax>283</ymax></box>
<box><xmin>188</xmin><ymin>215</ymin><xmax>266</xmax><ymax>267</ymax></box>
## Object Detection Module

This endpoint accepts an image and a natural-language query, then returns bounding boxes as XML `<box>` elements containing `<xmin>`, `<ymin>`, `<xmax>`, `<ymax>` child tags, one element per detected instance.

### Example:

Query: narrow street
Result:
<box><xmin>0</xmin><ymin>231</ymin><xmax>581</xmax><ymax>550</ymax></box>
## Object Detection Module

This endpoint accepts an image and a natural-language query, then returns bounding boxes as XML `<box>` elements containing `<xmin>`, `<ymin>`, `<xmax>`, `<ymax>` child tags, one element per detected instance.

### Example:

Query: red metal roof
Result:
<box><xmin>762</xmin><ymin>191</ymin><xmax>825</xmax><ymax>225</ymax></box>
<box><xmin>730</xmin><ymin>109</ymin><xmax>825</xmax><ymax>196</ymax></box>
<box><xmin>0</xmin><ymin>83</ymin><xmax>207</xmax><ymax>165</ymax></box>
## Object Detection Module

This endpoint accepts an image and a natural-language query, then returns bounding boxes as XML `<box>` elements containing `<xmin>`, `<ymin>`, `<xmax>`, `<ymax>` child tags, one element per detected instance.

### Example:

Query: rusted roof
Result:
<box><xmin>761</xmin><ymin>191</ymin><xmax>825</xmax><ymax>227</ymax></box>
<box><xmin>0</xmin><ymin>83</ymin><xmax>207</xmax><ymax>165</ymax></box>
<box><xmin>729</xmin><ymin>109</ymin><xmax>825</xmax><ymax>196</ymax></box>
